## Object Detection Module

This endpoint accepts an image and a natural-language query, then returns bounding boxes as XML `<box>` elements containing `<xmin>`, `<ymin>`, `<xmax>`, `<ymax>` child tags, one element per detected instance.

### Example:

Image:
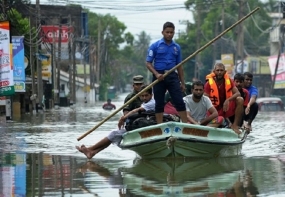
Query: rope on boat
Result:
<box><xmin>166</xmin><ymin>137</ymin><xmax>177</xmax><ymax>149</ymax></box>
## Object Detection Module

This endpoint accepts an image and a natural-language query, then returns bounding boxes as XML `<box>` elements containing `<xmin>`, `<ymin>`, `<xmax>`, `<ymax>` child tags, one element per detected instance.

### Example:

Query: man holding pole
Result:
<box><xmin>76</xmin><ymin>85</ymin><xmax>155</xmax><ymax>159</ymax></box>
<box><xmin>146</xmin><ymin>21</ymin><xmax>188</xmax><ymax>124</ymax></box>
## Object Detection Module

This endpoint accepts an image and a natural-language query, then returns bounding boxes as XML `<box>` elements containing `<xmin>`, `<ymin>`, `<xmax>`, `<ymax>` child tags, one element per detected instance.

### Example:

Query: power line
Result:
<box><xmin>246</xmin><ymin>2</ymin><xmax>270</xmax><ymax>33</ymax></box>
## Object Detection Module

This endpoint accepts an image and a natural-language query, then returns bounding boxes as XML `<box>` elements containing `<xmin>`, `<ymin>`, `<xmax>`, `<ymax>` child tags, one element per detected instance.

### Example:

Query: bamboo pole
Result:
<box><xmin>77</xmin><ymin>7</ymin><xmax>260</xmax><ymax>141</ymax></box>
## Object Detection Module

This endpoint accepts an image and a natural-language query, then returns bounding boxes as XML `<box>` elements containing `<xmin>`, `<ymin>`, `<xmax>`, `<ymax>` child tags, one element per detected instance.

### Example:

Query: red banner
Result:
<box><xmin>41</xmin><ymin>26</ymin><xmax>73</xmax><ymax>43</ymax></box>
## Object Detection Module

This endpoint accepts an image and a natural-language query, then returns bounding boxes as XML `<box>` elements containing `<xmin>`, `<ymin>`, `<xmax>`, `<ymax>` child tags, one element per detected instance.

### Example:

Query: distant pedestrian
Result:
<box><xmin>76</xmin><ymin>85</ymin><xmax>154</xmax><ymax>159</ymax></box>
<box><xmin>102</xmin><ymin>99</ymin><xmax>116</xmax><ymax>110</ymax></box>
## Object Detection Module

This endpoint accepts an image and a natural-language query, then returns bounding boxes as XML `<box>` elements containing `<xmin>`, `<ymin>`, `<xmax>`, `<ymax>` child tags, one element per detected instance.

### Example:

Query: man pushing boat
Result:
<box><xmin>76</xmin><ymin>85</ymin><xmax>155</xmax><ymax>159</ymax></box>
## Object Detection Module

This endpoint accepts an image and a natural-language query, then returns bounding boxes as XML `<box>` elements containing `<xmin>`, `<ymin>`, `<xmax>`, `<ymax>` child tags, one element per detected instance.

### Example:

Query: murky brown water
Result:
<box><xmin>0</xmin><ymin>93</ymin><xmax>285</xmax><ymax>196</ymax></box>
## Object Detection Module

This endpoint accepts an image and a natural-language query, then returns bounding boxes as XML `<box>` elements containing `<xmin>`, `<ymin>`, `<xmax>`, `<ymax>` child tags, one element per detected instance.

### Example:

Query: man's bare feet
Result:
<box><xmin>75</xmin><ymin>145</ymin><xmax>86</xmax><ymax>153</ymax></box>
<box><xmin>244</xmin><ymin>121</ymin><xmax>252</xmax><ymax>133</ymax></box>
<box><xmin>231</xmin><ymin>124</ymin><xmax>242</xmax><ymax>135</ymax></box>
<box><xmin>76</xmin><ymin>145</ymin><xmax>95</xmax><ymax>159</ymax></box>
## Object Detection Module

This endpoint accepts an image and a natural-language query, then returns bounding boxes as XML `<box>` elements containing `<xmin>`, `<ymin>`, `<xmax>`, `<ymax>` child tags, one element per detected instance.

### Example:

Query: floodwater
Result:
<box><xmin>1</xmin><ymin>93</ymin><xmax>285</xmax><ymax>197</ymax></box>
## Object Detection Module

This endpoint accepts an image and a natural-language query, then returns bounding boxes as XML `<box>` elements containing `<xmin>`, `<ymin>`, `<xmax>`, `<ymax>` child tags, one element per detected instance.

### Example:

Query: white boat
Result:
<box><xmin>119</xmin><ymin>122</ymin><xmax>248</xmax><ymax>159</ymax></box>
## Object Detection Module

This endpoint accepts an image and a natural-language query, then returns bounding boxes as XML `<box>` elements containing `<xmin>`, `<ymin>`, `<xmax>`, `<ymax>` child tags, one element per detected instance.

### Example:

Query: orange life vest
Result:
<box><xmin>206</xmin><ymin>72</ymin><xmax>232</xmax><ymax>107</ymax></box>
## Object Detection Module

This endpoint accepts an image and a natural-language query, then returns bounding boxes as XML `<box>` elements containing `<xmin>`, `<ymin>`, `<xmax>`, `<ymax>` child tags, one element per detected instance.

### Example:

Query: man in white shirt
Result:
<box><xmin>76</xmin><ymin>85</ymin><xmax>155</xmax><ymax>159</ymax></box>
<box><xmin>183</xmin><ymin>80</ymin><xmax>224</xmax><ymax>127</ymax></box>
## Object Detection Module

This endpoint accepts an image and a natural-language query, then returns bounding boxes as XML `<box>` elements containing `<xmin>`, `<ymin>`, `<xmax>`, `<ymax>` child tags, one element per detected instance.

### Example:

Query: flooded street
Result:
<box><xmin>1</xmin><ymin>93</ymin><xmax>285</xmax><ymax>196</ymax></box>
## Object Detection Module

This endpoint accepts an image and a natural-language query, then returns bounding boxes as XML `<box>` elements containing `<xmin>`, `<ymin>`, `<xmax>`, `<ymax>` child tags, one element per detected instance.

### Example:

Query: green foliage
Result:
<box><xmin>86</xmin><ymin>9</ymin><xmax>152</xmax><ymax>91</ymax></box>
<box><xmin>180</xmin><ymin>0</ymin><xmax>272</xmax><ymax>80</ymax></box>
<box><xmin>99</xmin><ymin>83</ymin><xmax>107</xmax><ymax>101</ymax></box>
<box><xmin>98</xmin><ymin>75</ymin><xmax>110</xmax><ymax>101</ymax></box>
<box><xmin>0</xmin><ymin>6</ymin><xmax>35</xmax><ymax>76</ymax></box>
<box><xmin>0</xmin><ymin>8</ymin><xmax>30</xmax><ymax>36</ymax></box>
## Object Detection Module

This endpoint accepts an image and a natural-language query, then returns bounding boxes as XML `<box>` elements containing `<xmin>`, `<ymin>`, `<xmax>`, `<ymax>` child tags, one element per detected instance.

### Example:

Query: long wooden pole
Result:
<box><xmin>77</xmin><ymin>7</ymin><xmax>260</xmax><ymax>141</ymax></box>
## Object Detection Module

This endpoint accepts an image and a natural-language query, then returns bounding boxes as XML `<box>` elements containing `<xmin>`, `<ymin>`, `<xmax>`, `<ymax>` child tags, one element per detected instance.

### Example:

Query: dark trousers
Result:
<box><xmin>229</xmin><ymin>102</ymin><xmax>258</xmax><ymax>127</ymax></box>
<box><xmin>244</xmin><ymin>102</ymin><xmax>258</xmax><ymax>122</ymax></box>
<box><xmin>152</xmin><ymin>71</ymin><xmax>186</xmax><ymax>113</ymax></box>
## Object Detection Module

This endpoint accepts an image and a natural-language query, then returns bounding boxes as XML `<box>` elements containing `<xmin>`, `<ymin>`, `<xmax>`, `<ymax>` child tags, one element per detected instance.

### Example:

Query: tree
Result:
<box><xmin>87</xmin><ymin>10</ymin><xmax>136</xmax><ymax>100</ymax></box>
<box><xmin>179</xmin><ymin>0</ymin><xmax>272</xmax><ymax>81</ymax></box>
<box><xmin>132</xmin><ymin>31</ymin><xmax>152</xmax><ymax>78</ymax></box>
<box><xmin>0</xmin><ymin>0</ymin><xmax>31</xmax><ymax>20</ymax></box>
<box><xmin>0</xmin><ymin>6</ymin><xmax>36</xmax><ymax>76</ymax></box>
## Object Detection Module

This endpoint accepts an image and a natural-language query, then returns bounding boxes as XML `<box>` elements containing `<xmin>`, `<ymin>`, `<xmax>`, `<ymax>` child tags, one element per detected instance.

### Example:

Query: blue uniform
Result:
<box><xmin>146</xmin><ymin>38</ymin><xmax>186</xmax><ymax>113</ymax></box>
<box><xmin>245</xmin><ymin>85</ymin><xmax>258</xmax><ymax>98</ymax></box>
<box><xmin>146</xmin><ymin>38</ymin><xmax>181</xmax><ymax>70</ymax></box>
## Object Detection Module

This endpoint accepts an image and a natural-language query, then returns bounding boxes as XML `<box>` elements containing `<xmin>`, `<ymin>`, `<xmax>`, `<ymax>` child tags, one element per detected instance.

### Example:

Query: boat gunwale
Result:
<box><xmin>120</xmin><ymin>135</ymin><xmax>246</xmax><ymax>149</ymax></box>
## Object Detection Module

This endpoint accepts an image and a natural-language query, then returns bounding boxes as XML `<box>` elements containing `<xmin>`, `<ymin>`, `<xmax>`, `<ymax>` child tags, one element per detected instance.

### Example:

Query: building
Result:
<box><xmin>13</xmin><ymin>4</ymin><xmax>95</xmax><ymax>115</ymax></box>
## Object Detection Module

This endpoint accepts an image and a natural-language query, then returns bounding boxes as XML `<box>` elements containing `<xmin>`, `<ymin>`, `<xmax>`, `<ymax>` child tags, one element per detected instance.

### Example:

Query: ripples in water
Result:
<box><xmin>0</xmin><ymin>93</ymin><xmax>285</xmax><ymax>196</ymax></box>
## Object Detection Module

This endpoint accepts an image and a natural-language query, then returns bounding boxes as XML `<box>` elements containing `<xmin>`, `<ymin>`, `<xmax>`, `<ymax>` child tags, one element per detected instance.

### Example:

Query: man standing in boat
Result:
<box><xmin>146</xmin><ymin>21</ymin><xmax>188</xmax><ymax>124</ymax></box>
<box><xmin>204</xmin><ymin>63</ymin><xmax>244</xmax><ymax>134</ymax></box>
<box><xmin>123</xmin><ymin>75</ymin><xmax>144</xmax><ymax>115</ymax></box>
<box><xmin>183</xmin><ymin>80</ymin><xmax>224</xmax><ymax>127</ymax></box>
<box><xmin>243</xmin><ymin>72</ymin><xmax>258</xmax><ymax>132</ymax></box>
<box><xmin>75</xmin><ymin>85</ymin><xmax>155</xmax><ymax>159</ymax></box>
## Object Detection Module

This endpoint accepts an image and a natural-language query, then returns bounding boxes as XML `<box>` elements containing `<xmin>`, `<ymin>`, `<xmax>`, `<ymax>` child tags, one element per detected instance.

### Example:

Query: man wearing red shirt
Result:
<box><xmin>228</xmin><ymin>73</ymin><xmax>250</xmax><ymax>127</ymax></box>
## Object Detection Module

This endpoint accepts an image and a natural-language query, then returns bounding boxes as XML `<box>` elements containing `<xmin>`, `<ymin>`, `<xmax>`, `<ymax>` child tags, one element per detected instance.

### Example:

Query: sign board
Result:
<box><xmin>12</xmin><ymin>36</ymin><xmax>25</xmax><ymax>82</ymax></box>
<box><xmin>41</xmin><ymin>25</ymin><xmax>73</xmax><ymax>60</ymax></box>
<box><xmin>0</xmin><ymin>21</ymin><xmax>15</xmax><ymax>96</ymax></box>
<box><xmin>268</xmin><ymin>54</ymin><xmax>285</xmax><ymax>89</ymax></box>
<box><xmin>221</xmin><ymin>54</ymin><xmax>234</xmax><ymax>77</ymax></box>
<box><xmin>14</xmin><ymin>81</ymin><xmax>25</xmax><ymax>92</ymax></box>
<box><xmin>41</xmin><ymin>26</ymin><xmax>72</xmax><ymax>43</ymax></box>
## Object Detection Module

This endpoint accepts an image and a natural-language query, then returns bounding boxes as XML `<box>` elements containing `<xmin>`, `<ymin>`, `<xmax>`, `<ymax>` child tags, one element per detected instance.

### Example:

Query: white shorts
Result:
<box><xmin>107</xmin><ymin>129</ymin><xmax>126</xmax><ymax>145</ymax></box>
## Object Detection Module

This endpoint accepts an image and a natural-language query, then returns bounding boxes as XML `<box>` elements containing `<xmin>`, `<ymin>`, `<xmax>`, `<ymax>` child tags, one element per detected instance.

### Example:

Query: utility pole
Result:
<box><xmin>52</xmin><ymin>27</ymin><xmax>57</xmax><ymax>109</ymax></box>
<box><xmin>221</xmin><ymin>0</ymin><xmax>225</xmax><ymax>54</ymax></box>
<box><xmin>68</xmin><ymin>14</ymin><xmax>73</xmax><ymax>106</ymax></box>
<box><xmin>271</xmin><ymin>24</ymin><xmax>285</xmax><ymax>94</ymax></box>
<box><xmin>36</xmin><ymin>0</ymin><xmax>43</xmax><ymax>112</ymax></box>
<box><xmin>195</xmin><ymin>6</ymin><xmax>201</xmax><ymax>80</ymax></box>
<box><xmin>56</xmin><ymin>15</ymin><xmax>62</xmax><ymax>108</ymax></box>
<box><xmin>89</xmin><ymin>37</ymin><xmax>96</xmax><ymax>103</ymax></box>
<box><xmin>96</xmin><ymin>20</ymin><xmax>101</xmax><ymax>85</ymax></box>
<box><xmin>83</xmin><ymin>40</ymin><xmax>87</xmax><ymax>103</ymax></box>
<box><xmin>236</xmin><ymin>0</ymin><xmax>245</xmax><ymax>74</ymax></box>
<box><xmin>213</xmin><ymin>21</ymin><xmax>218</xmax><ymax>67</ymax></box>
<box><xmin>72</xmin><ymin>36</ymin><xmax>76</xmax><ymax>105</ymax></box>
<box><xmin>29</xmin><ymin>17</ymin><xmax>36</xmax><ymax>114</ymax></box>
<box><xmin>89</xmin><ymin>37</ymin><xmax>93</xmax><ymax>89</ymax></box>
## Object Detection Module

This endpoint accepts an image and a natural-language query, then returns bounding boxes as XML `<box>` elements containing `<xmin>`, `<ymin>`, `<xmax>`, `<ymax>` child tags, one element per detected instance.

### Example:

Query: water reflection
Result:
<box><xmin>0</xmin><ymin>153</ymin><xmax>26</xmax><ymax>197</ymax></box>
<box><xmin>119</xmin><ymin>157</ymin><xmax>245</xmax><ymax>196</ymax></box>
<box><xmin>1</xmin><ymin>152</ymin><xmax>285</xmax><ymax>196</ymax></box>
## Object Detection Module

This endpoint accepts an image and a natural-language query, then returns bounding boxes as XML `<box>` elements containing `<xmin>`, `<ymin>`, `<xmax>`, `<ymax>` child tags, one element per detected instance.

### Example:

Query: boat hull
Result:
<box><xmin>120</xmin><ymin>122</ymin><xmax>247</xmax><ymax>159</ymax></box>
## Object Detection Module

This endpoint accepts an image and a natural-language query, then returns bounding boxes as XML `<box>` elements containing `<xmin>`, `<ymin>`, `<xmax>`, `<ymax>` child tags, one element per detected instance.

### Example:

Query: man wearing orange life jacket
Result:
<box><xmin>204</xmin><ymin>63</ymin><xmax>244</xmax><ymax>134</ymax></box>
